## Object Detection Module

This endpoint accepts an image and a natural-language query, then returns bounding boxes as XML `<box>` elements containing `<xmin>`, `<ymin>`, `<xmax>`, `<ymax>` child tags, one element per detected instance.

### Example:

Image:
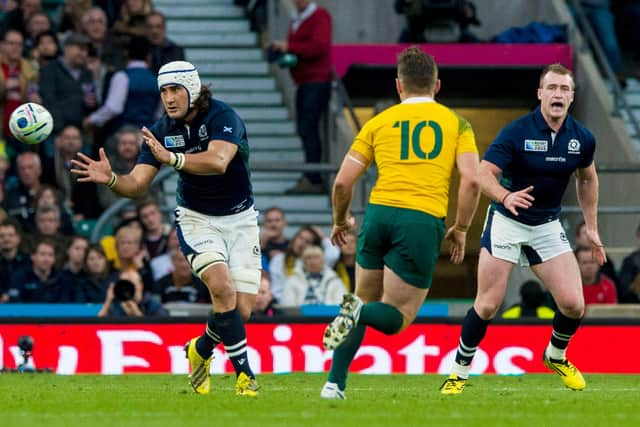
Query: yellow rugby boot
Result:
<box><xmin>235</xmin><ymin>372</ymin><xmax>259</xmax><ymax>397</ymax></box>
<box><xmin>543</xmin><ymin>353</ymin><xmax>586</xmax><ymax>391</ymax></box>
<box><xmin>439</xmin><ymin>374</ymin><xmax>467</xmax><ymax>395</ymax></box>
<box><xmin>184</xmin><ymin>337</ymin><xmax>212</xmax><ymax>394</ymax></box>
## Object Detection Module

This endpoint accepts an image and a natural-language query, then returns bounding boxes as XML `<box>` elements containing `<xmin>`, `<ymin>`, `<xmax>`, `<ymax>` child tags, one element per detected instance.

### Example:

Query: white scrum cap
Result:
<box><xmin>157</xmin><ymin>61</ymin><xmax>202</xmax><ymax>107</ymax></box>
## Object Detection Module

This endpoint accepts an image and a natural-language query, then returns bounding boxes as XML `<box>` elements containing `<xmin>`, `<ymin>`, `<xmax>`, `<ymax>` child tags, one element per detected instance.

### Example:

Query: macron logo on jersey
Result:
<box><xmin>223</xmin><ymin>126</ymin><xmax>233</xmax><ymax>133</ymax></box>
<box><xmin>524</xmin><ymin>139</ymin><xmax>548</xmax><ymax>152</ymax></box>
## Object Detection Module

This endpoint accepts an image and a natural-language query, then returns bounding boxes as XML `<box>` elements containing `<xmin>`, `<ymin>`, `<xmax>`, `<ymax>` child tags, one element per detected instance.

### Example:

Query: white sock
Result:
<box><xmin>545</xmin><ymin>343</ymin><xmax>566</xmax><ymax>360</ymax></box>
<box><xmin>451</xmin><ymin>362</ymin><xmax>471</xmax><ymax>379</ymax></box>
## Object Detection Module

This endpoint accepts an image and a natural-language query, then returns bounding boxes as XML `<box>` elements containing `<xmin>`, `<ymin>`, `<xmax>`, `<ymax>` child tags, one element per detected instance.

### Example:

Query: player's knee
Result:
<box><xmin>557</xmin><ymin>302</ymin><xmax>584</xmax><ymax>318</ymax></box>
<box><xmin>186</xmin><ymin>252</ymin><xmax>225</xmax><ymax>282</ymax></box>
<box><xmin>474</xmin><ymin>301</ymin><xmax>500</xmax><ymax>320</ymax></box>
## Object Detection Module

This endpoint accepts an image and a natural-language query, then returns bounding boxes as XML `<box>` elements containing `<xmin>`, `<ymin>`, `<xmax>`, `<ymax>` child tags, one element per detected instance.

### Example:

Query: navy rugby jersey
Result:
<box><xmin>484</xmin><ymin>107</ymin><xmax>595</xmax><ymax>226</ymax></box>
<box><xmin>138</xmin><ymin>98</ymin><xmax>253</xmax><ymax>216</ymax></box>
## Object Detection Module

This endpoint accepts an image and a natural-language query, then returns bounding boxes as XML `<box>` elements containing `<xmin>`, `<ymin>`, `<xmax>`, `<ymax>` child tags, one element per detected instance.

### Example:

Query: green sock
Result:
<box><xmin>359</xmin><ymin>302</ymin><xmax>404</xmax><ymax>334</ymax></box>
<box><xmin>327</xmin><ymin>324</ymin><xmax>365</xmax><ymax>390</ymax></box>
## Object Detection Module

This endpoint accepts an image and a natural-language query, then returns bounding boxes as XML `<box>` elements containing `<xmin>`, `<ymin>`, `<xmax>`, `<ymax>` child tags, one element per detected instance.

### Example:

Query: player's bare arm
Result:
<box><xmin>70</xmin><ymin>148</ymin><xmax>158</xmax><ymax>199</ymax></box>
<box><xmin>141</xmin><ymin>126</ymin><xmax>238</xmax><ymax>175</ymax></box>
<box><xmin>445</xmin><ymin>151</ymin><xmax>480</xmax><ymax>264</ymax></box>
<box><xmin>330</xmin><ymin>149</ymin><xmax>368</xmax><ymax>246</ymax></box>
<box><xmin>575</xmin><ymin>162</ymin><xmax>606</xmax><ymax>265</ymax></box>
<box><xmin>480</xmin><ymin>160</ymin><xmax>534</xmax><ymax>216</ymax></box>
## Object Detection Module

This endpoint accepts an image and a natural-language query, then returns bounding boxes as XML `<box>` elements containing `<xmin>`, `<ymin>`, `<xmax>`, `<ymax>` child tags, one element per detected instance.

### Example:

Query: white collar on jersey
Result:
<box><xmin>292</xmin><ymin>2</ymin><xmax>317</xmax><ymax>32</ymax></box>
<box><xmin>402</xmin><ymin>96</ymin><xmax>435</xmax><ymax>104</ymax></box>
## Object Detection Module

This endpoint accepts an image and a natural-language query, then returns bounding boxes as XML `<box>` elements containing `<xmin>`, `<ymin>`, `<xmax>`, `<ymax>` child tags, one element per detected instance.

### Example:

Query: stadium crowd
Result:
<box><xmin>0</xmin><ymin>0</ymin><xmax>639</xmax><ymax>319</ymax></box>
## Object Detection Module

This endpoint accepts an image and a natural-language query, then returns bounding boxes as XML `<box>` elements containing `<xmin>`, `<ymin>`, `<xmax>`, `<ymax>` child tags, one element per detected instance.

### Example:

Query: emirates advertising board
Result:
<box><xmin>0</xmin><ymin>323</ymin><xmax>637</xmax><ymax>374</ymax></box>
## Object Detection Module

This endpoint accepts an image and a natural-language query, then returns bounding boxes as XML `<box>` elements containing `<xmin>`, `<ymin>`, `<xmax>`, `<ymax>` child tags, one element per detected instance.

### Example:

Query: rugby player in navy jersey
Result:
<box><xmin>441</xmin><ymin>63</ymin><xmax>606</xmax><ymax>394</ymax></box>
<box><xmin>71</xmin><ymin>61</ymin><xmax>260</xmax><ymax>397</ymax></box>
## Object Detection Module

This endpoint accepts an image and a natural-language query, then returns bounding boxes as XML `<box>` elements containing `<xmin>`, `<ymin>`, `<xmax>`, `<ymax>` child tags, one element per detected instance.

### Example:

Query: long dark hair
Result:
<box><xmin>193</xmin><ymin>85</ymin><xmax>212</xmax><ymax>112</ymax></box>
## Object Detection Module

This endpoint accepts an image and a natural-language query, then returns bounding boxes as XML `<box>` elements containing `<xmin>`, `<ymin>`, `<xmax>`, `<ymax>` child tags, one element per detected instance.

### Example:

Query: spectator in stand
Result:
<box><xmin>252</xmin><ymin>270</ymin><xmax>282</xmax><ymax>317</ymax></box>
<box><xmin>86</xmin><ymin>44</ymin><xmax>111</xmax><ymax>108</ymax></box>
<box><xmin>394</xmin><ymin>0</ymin><xmax>481</xmax><ymax>43</ymax></box>
<box><xmin>22</xmin><ymin>10</ymin><xmax>51</xmax><ymax>57</ymax></box>
<box><xmin>98</xmin><ymin>268</ymin><xmax>168</xmax><ymax>317</ymax></box>
<box><xmin>28</xmin><ymin>203</ymin><xmax>69</xmax><ymax>265</ymax></box>
<box><xmin>0</xmin><ymin>146</ymin><xmax>15</xmax><ymax>193</ymax></box>
<box><xmin>153</xmin><ymin>248</ymin><xmax>210</xmax><ymax>304</ymax></box>
<box><xmin>85</xmin><ymin>35</ymin><xmax>160</xmax><ymax>134</ymax></box>
<box><xmin>85</xmin><ymin>243</ymin><xmax>119</xmax><ymax>292</ymax></box>
<box><xmin>1</xmin><ymin>0</ymin><xmax>42</xmax><ymax>38</ymax></box>
<box><xmin>96</xmin><ymin>126</ymin><xmax>142</xmax><ymax>209</ymax></box>
<box><xmin>80</xmin><ymin>6</ymin><xmax>126</xmax><ymax>71</ymax></box>
<box><xmin>268</xmin><ymin>224</ymin><xmax>340</xmax><ymax>302</ymax></box>
<box><xmin>574</xmin><ymin>0</ymin><xmax>628</xmax><ymax>87</ymax></box>
<box><xmin>0</xmin><ymin>29</ymin><xmax>40</xmax><ymax>155</ymax></box>
<box><xmin>146</xmin><ymin>10</ymin><xmax>185</xmax><ymax>75</ymax></box>
<box><xmin>333</xmin><ymin>228</ymin><xmax>356</xmax><ymax>292</ymax></box>
<box><xmin>57</xmin><ymin>0</ymin><xmax>92</xmax><ymax>36</ymax></box>
<box><xmin>7</xmin><ymin>238</ymin><xmax>59</xmax><ymax>302</ymax></box>
<box><xmin>29</xmin><ymin>30</ymin><xmax>60</xmax><ymax>71</ymax></box>
<box><xmin>575</xmin><ymin>245</ymin><xmax>617</xmax><ymax>305</ymax></box>
<box><xmin>39</xmin><ymin>32</ymin><xmax>96</xmax><ymax>136</ymax></box>
<box><xmin>48</xmin><ymin>235</ymin><xmax>105</xmax><ymax>302</ymax></box>
<box><xmin>575</xmin><ymin>220</ymin><xmax>618</xmax><ymax>287</ymax></box>
<box><xmin>612</xmin><ymin>0</ymin><xmax>640</xmax><ymax>60</ymax></box>
<box><xmin>99</xmin><ymin>215</ymin><xmax>144</xmax><ymax>269</ymax></box>
<box><xmin>501</xmin><ymin>280</ymin><xmax>555</xmax><ymax>319</ymax></box>
<box><xmin>2</xmin><ymin>151</ymin><xmax>43</xmax><ymax>232</ymax></box>
<box><xmin>136</xmin><ymin>196</ymin><xmax>171</xmax><ymax>259</ymax></box>
<box><xmin>280</xmin><ymin>245</ymin><xmax>346</xmax><ymax>307</ymax></box>
<box><xmin>618</xmin><ymin>223</ymin><xmax>640</xmax><ymax>303</ymax></box>
<box><xmin>270</xmin><ymin>0</ymin><xmax>332</xmax><ymax>194</ymax></box>
<box><xmin>31</xmin><ymin>184</ymin><xmax>74</xmax><ymax>235</ymax></box>
<box><xmin>92</xmin><ymin>0</ymin><xmax>123</xmax><ymax>28</ymax></box>
<box><xmin>112</xmin><ymin>0</ymin><xmax>153</xmax><ymax>38</ymax></box>
<box><xmin>41</xmin><ymin>124</ymin><xmax>101</xmax><ymax>220</ymax></box>
<box><xmin>149</xmin><ymin>226</ymin><xmax>178</xmax><ymax>280</ymax></box>
<box><xmin>0</xmin><ymin>219</ymin><xmax>30</xmax><ymax>303</ymax></box>
<box><xmin>260</xmin><ymin>206</ymin><xmax>289</xmax><ymax>262</ymax></box>
<box><xmin>113</xmin><ymin>223</ymin><xmax>153</xmax><ymax>292</ymax></box>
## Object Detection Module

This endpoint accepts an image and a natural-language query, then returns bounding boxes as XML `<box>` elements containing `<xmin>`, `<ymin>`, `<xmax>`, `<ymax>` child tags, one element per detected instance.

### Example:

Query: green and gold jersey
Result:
<box><xmin>351</xmin><ymin>98</ymin><xmax>477</xmax><ymax>218</ymax></box>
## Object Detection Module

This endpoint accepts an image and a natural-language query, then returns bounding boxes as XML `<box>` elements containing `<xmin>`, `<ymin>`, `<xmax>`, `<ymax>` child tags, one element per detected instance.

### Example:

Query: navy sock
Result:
<box><xmin>550</xmin><ymin>311</ymin><xmax>582</xmax><ymax>351</ymax></box>
<box><xmin>454</xmin><ymin>307</ymin><xmax>491</xmax><ymax>366</ymax></box>
<box><xmin>195</xmin><ymin>311</ymin><xmax>221</xmax><ymax>358</ymax></box>
<box><xmin>214</xmin><ymin>308</ymin><xmax>254</xmax><ymax>378</ymax></box>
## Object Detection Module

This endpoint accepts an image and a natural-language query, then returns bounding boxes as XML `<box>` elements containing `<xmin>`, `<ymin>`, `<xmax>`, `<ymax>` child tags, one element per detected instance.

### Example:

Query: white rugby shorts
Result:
<box><xmin>480</xmin><ymin>208</ymin><xmax>572</xmax><ymax>266</ymax></box>
<box><xmin>175</xmin><ymin>205</ymin><xmax>262</xmax><ymax>294</ymax></box>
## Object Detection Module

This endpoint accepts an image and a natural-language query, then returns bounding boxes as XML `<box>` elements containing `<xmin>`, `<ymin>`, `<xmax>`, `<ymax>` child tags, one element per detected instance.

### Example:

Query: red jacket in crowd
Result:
<box><xmin>583</xmin><ymin>274</ymin><xmax>618</xmax><ymax>305</ymax></box>
<box><xmin>287</xmin><ymin>5</ymin><xmax>332</xmax><ymax>85</ymax></box>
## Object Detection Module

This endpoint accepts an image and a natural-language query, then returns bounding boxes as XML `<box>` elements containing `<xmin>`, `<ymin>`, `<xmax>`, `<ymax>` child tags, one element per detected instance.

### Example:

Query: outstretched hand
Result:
<box><xmin>503</xmin><ymin>185</ymin><xmax>535</xmax><ymax>216</ymax></box>
<box><xmin>70</xmin><ymin>148</ymin><xmax>113</xmax><ymax>185</ymax></box>
<box><xmin>141</xmin><ymin>126</ymin><xmax>171</xmax><ymax>164</ymax></box>
<box><xmin>444</xmin><ymin>226</ymin><xmax>466</xmax><ymax>264</ymax></box>
<box><xmin>330</xmin><ymin>216</ymin><xmax>355</xmax><ymax>246</ymax></box>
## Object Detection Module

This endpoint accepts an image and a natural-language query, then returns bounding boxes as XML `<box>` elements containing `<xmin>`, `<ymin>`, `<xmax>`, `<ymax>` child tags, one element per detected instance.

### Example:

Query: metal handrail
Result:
<box><xmin>569</xmin><ymin>0</ymin><xmax>640</xmax><ymax>138</ymax></box>
<box><xmin>332</xmin><ymin>67</ymin><xmax>362</xmax><ymax>132</ymax></box>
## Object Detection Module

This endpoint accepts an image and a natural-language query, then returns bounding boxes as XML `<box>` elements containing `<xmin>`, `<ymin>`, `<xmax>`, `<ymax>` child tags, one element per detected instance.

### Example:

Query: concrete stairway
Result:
<box><xmin>621</xmin><ymin>78</ymin><xmax>640</xmax><ymax>151</ymax></box>
<box><xmin>154</xmin><ymin>0</ymin><xmax>332</xmax><ymax>236</ymax></box>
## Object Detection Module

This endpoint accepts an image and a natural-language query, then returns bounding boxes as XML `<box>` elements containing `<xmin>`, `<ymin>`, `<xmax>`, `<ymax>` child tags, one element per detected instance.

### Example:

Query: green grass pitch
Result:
<box><xmin>0</xmin><ymin>373</ymin><xmax>638</xmax><ymax>427</ymax></box>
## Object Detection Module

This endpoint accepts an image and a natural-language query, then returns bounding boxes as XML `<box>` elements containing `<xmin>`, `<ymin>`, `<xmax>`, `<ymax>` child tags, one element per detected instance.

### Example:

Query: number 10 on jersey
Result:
<box><xmin>393</xmin><ymin>120</ymin><xmax>442</xmax><ymax>160</ymax></box>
